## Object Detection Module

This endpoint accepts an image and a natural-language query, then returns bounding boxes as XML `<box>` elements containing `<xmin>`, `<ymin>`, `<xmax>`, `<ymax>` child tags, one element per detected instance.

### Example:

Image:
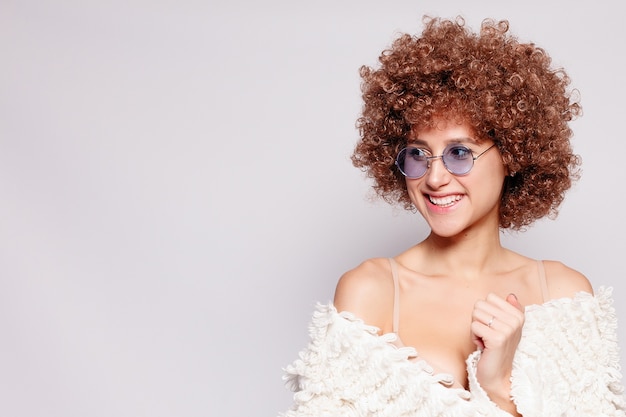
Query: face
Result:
<box><xmin>404</xmin><ymin>120</ymin><xmax>507</xmax><ymax>238</ymax></box>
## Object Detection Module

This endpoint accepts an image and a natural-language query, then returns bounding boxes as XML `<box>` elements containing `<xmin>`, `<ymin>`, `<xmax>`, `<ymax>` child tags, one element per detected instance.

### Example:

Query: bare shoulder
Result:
<box><xmin>543</xmin><ymin>260</ymin><xmax>594</xmax><ymax>299</ymax></box>
<box><xmin>333</xmin><ymin>257</ymin><xmax>395</xmax><ymax>331</ymax></box>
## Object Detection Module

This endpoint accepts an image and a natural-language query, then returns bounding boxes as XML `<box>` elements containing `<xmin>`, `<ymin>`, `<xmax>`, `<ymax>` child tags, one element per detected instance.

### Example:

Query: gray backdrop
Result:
<box><xmin>1</xmin><ymin>1</ymin><xmax>624</xmax><ymax>416</ymax></box>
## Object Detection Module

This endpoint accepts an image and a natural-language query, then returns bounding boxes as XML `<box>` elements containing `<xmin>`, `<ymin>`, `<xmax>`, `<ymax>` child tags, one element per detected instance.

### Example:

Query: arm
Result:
<box><xmin>470</xmin><ymin>293</ymin><xmax>524</xmax><ymax>416</ymax></box>
<box><xmin>468</xmin><ymin>261</ymin><xmax>593</xmax><ymax>416</ymax></box>
<box><xmin>468</xmin><ymin>263</ymin><xmax>625</xmax><ymax>417</ymax></box>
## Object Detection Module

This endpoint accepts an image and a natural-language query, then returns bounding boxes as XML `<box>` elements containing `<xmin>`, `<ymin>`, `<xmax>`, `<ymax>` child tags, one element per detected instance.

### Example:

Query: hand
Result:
<box><xmin>470</xmin><ymin>293</ymin><xmax>525</xmax><ymax>405</ymax></box>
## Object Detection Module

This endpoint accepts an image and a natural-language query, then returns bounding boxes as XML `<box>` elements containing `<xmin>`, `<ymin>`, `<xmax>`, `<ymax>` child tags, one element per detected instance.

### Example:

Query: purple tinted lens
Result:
<box><xmin>443</xmin><ymin>145</ymin><xmax>473</xmax><ymax>175</ymax></box>
<box><xmin>396</xmin><ymin>148</ymin><xmax>427</xmax><ymax>178</ymax></box>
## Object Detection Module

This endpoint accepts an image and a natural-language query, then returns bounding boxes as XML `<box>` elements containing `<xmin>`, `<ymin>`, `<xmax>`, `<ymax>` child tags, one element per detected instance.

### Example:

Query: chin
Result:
<box><xmin>429</xmin><ymin>228</ymin><xmax>464</xmax><ymax>239</ymax></box>
<box><xmin>426</xmin><ymin>220</ymin><xmax>469</xmax><ymax>239</ymax></box>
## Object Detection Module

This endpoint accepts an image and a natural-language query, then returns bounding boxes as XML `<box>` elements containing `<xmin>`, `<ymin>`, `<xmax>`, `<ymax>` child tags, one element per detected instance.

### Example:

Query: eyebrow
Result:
<box><xmin>407</xmin><ymin>137</ymin><xmax>478</xmax><ymax>147</ymax></box>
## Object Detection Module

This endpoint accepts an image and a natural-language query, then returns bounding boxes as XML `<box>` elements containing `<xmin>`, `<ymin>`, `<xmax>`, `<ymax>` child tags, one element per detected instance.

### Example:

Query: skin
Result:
<box><xmin>334</xmin><ymin>119</ymin><xmax>592</xmax><ymax>416</ymax></box>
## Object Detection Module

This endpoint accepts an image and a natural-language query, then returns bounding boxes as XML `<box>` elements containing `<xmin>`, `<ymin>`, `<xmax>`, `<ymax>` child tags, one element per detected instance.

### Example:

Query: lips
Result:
<box><xmin>428</xmin><ymin>194</ymin><xmax>463</xmax><ymax>207</ymax></box>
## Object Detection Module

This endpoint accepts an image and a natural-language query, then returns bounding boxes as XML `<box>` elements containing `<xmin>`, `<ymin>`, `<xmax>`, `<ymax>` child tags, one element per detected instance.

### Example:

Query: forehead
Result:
<box><xmin>409</xmin><ymin>119</ymin><xmax>479</xmax><ymax>144</ymax></box>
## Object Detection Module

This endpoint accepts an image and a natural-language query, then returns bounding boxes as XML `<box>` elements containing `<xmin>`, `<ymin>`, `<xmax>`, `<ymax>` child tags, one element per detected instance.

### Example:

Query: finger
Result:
<box><xmin>485</xmin><ymin>293</ymin><xmax>525</xmax><ymax>321</ymax></box>
<box><xmin>472</xmin><ymin>298</ymin><xmax>505</xmax><ymax>323</ymax></box>
<box><xmin>471</xmin><ymin>328</ymin><xmax>485</xmax><ymax>350</ymax></box>
<box><xmin>506</xmin><ymin>293</ymin><xmax>524</xmax><ymax>312</ymax></box>
<box><xmin>470</xmin><ymin>321</ymin><xmax>485</xmax><ymax>350</ymax></box>
<box><xmin>473</xmin><ymin>297</ymin><xmax>522</xmax><ymax>330</ymax></box>
<box><xmin>472</xmin><ymin>308</ymin><xmax>498</xmax><ymax>329</ymax></box>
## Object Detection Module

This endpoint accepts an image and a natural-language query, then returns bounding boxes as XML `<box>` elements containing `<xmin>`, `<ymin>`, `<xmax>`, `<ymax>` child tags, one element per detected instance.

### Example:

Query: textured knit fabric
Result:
<box><xmin>280</xmin><ymin>288</ymin><xmax>626</xmax><ymax>417</ymax></box>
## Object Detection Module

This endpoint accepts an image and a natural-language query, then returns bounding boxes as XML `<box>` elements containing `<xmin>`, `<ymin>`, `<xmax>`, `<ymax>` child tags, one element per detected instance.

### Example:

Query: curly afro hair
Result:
<box><xmin>352</xmin><ymin>16</ymin><xmax>582</xmax><ymax>230</ymax></box>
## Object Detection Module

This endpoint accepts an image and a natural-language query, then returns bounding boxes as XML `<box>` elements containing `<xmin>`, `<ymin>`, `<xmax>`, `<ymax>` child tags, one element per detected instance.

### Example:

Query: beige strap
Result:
<box><xmin>388</xmin><ymin>257</ymin><xmax>400</xmax><ymax>333</ymax></box>
<box><xmin>537</xmin><ymin>260</ymin><xmax>549</xmax><ymax>302</ymax></box>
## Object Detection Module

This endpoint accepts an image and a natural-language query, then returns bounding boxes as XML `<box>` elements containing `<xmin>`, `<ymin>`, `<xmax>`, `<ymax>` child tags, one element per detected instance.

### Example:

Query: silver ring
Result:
<box><xmin>487</xmin><ymin>316</ymin><xmax>495</xmax><ymax>328</ymax></box>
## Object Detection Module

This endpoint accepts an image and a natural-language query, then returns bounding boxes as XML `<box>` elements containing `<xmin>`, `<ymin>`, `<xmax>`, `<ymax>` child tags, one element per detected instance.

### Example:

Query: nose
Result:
<box><xmin>424</xmin><ymin>156</ymin><xmax>451</xmax><ymax>188</ymax></box>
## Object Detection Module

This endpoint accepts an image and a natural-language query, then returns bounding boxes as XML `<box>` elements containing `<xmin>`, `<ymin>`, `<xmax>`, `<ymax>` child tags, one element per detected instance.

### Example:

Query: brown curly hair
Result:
<box><xmin>352</xmin><ymin>16</ymin><xmax>582</xmax><ymax>230</ymax></box>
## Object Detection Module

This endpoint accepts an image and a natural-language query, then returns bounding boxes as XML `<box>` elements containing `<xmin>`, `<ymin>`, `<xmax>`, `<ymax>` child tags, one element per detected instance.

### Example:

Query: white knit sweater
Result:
<box><xmin>280</xmin><ymin>288</ymin><xmax>626</xmax><ymax>417</ymax></box>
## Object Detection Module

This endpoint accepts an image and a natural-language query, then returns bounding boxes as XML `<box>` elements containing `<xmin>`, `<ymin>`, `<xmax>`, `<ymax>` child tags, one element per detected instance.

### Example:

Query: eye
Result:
<box><xmin>446</xmin><ymin>145</ymin><xmax>472</xmax><ymax>160</ymax></box>
<box><xmin>407</xmin><ymin>147</ymin><xmax>428</xmax><ymax>160</ymax></box>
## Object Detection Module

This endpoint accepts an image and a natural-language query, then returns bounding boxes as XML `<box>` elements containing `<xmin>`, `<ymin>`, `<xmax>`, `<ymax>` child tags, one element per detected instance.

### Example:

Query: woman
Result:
<box><xmin>280</xmin><ymin>16</ymin><xmax>626</xmax><ymax>417</ymax></box>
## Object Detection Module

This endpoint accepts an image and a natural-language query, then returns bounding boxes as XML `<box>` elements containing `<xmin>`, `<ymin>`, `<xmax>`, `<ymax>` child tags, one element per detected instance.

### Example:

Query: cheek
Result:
<box><xmin>481</xmin><ymin>155</ymin><xmax>507</xmax><ymax>183</ymax></box>
<box><xmin>404</xmin><ymin>179</ymin><xmax>423</xmax><ymax>202</ymax></box>
<box><xmin>481</xmin><ymin>173</ymin><xmax>507</xmax><ymax>203</ymax></box>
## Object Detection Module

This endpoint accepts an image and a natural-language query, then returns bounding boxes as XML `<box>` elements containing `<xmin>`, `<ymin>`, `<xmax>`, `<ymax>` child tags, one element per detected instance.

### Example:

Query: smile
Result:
<box><xmin>428</xmin><ymin>194</ymin><xmax>463</xmax><ymax>207</ymax></box>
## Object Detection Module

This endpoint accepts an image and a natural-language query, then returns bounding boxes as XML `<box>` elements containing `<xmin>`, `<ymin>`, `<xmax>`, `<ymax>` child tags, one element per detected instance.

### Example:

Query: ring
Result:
<box><xmin>487</xmin><ymin>316</ymin><xmax>495</xmax><ymax>328</ymax></box>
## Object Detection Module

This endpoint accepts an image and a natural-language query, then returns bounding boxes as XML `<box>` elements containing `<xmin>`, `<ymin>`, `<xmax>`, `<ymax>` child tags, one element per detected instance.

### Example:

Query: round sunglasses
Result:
<box><xmin>395</xmin><ymin>143</ymin><xmax>496</xmax><ymax>179</ymax></box>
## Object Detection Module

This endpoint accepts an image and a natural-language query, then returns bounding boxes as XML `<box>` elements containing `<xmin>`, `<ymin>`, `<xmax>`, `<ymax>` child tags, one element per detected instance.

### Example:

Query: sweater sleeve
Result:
<box><xmin>465</xmin><ymin>350</ymin><xmax>515</xmax><ymax>416</ymax></box>
<box><xmin>279</xmin><ymin>304</ymin><xmax>429</xmax><ymax>417</ymax></box>
<box><xmin>466</xmin><ymin>288</ymin><xmax>626</xmax><ymax>417</ymax></box>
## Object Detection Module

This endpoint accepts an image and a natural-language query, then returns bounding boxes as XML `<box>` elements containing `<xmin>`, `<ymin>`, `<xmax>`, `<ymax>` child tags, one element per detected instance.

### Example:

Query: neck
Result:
<box><xmin>419</xmin><ymin>228</ymin><xmax>507</xmax><ymax>280</ymax></box>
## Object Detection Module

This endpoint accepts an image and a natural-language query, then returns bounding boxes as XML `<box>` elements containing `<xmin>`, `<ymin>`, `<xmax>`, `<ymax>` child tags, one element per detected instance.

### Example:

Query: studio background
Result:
<box><xmin>1</xmin><ymin>1</ymin><xmax>624</xmax><ymax>416</ymax></box>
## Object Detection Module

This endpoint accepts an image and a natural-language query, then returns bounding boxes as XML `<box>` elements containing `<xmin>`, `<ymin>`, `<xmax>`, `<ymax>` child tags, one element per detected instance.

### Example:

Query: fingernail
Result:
<box><xmin>509</xmin><ymin>293</ymin><xmax>518</xmax><ymax>301</ymax></box>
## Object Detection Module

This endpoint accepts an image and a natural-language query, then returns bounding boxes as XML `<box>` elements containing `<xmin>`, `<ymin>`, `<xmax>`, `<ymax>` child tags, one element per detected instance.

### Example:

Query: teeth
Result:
<box><xmin>429</xmin><ymin>195</ymin><xmax>462</xmax><ymax>207</ymax></box>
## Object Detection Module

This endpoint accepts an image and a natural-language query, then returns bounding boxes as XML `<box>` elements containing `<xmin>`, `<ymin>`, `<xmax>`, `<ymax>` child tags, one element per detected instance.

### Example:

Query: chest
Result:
<box><xmin>395</xmin><ymin>286</ymin><xmax>539</xmax><ymax>387</ymax></box>
<box><xmin>390</xmin><ymin>264</ymin><xmax>546</xmax><ymax>388</ymax></box>
<box><xmin>397</xmin><ymin>300</ymin><xmax>477</xmax><ymax>388</ymax></box>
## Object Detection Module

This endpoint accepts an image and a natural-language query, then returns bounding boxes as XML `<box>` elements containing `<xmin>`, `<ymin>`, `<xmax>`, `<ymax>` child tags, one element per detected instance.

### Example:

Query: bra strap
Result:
<box><xmin>537</xmin><ymin>260</ymin><xmax>549</xmax><ymax>302</ymax></box>
<box><xmin>388</xmin><ymin>257</ymin><xmax>400</xmax><ymax>333</ymax></box>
